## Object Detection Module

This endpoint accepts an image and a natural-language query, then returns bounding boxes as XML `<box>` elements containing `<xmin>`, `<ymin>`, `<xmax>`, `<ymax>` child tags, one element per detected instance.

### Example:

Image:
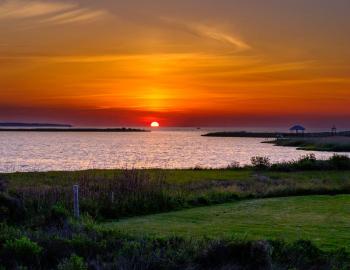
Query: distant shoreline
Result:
<box><xmin>264</xmin><ymin>136</ymin><xmax>350</xmax><ymax>152</ymax></box>
<box><xmin>202</xmin><ymin>131</ymin><xmax>350</xmax><ymax>138</ymax></box>
<box><xmin>0</xmin><ymin>128</ymin><xmax>149</xmax><ymax>132</ymax></box>
<box><xmin>0</xmin><ymin>122</ymin><xmax>72</xmax><ymax>127</ymax></box>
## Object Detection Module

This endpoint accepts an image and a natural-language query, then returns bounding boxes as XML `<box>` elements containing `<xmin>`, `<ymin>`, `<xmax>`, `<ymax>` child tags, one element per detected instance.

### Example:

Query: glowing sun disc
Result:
<box><xmin>151</xmin><ymin>121</ymin><xmax>160</xmax><ymax>127</ymax></box>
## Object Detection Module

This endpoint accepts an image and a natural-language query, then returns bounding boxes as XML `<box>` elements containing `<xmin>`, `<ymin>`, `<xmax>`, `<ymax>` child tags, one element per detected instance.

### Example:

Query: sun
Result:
<box><xmin>150</xmin><ymin>121</ymin><xmax>160</xmax><ymax>127</ymax></box>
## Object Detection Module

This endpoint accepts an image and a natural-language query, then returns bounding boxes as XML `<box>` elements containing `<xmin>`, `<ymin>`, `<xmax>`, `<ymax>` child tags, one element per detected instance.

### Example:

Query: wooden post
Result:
<box><xmin>73</xmin><ymin>185</ymin><xmax>80</xmax><ymax>218</ymax></box>
<box><xmin>111</xmin><ymin>191</ymin><xmax>115</xmax><ymax>203</ymax></box>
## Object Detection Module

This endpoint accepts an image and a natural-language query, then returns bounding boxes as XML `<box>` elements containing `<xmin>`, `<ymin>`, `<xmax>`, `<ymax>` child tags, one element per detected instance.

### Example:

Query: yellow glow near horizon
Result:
<box><xmin>1</xmin><ymin>0</ymin><xmax>350</xmax><ymax>126</ymax></box>
<box><xmin>151</xmin><ymin>121</ymin><xmax>160</xmax><ymax>127</ymax></box>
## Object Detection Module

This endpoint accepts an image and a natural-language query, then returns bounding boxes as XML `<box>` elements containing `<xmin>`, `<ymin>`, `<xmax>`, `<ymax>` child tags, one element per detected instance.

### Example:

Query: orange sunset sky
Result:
<box><xmin>0</xmin><ymin>0</ymin><xmax>350</xmax><ymax>127</ymax></box>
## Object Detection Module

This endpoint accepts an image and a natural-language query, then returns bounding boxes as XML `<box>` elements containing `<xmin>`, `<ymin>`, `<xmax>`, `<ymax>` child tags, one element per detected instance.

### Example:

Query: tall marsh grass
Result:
<box><xmin>3</xmin><ymin>155</ymin><xmax>350</xmax><ymax>223</ymax></box>
<box><xmin>9</xmin><ymin>170</ymin><xmax>180</xmax><ymax>221</ymax></box>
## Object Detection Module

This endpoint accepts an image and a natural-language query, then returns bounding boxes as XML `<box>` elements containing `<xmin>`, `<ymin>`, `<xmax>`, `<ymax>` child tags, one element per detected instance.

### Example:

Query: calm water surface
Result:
<box><xmin>0</xmin><ymin>130</ymin><xmax>346</xmax><ymax>172</ymax></box>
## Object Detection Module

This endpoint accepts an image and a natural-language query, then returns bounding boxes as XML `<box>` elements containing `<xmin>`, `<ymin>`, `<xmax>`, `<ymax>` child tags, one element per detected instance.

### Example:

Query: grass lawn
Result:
<box><xmin>103</xmin><ymin>195</ymin><xmax>350</xmax><ymax>251</ymax></box>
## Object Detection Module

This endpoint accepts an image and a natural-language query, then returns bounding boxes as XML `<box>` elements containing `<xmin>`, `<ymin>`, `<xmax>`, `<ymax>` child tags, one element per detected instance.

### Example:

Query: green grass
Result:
<box><xmin>103</xmin><ymin>195</ymin><xmax>350</xmax><ymax>251</ymax></box>
<box><xmin>4</xmin><ymin>168</ymin><xmax>350</xmax><ymax>222</ymax></box>
<box><xmin>3</xmin><ymin>168</ymin><xmax>350</xmax><ymax>268</ymax></box>
<box><xmin>159</xmin><ymin>169</ymin><xmax>251</xmax><ymax>183</ymax></box>
<box><xmin>1</xmin><ymin>169</ymin><xmax>251</xmax><ymax>188</ymax></box>
<box><xmin>3</xmin><ymin>168</ymin><xmax>350</xmax><ymax>187</ymax></box>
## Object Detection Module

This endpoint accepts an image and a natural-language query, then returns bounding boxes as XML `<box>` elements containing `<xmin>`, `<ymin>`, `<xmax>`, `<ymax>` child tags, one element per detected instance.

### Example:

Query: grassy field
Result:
<box><xmin>4</xmin><ymin>168</ymin><xmax>350</xmax><ymax>187</ymax></box>
<box><xmin>266</xmin><ymin>136</ymin><xmax>350</xmax><ymax>152</ymax></box>
<box><xmin>1</xmin><ymin>169</ymin><xmax>252</xmax><ymax>188</ymax></box>
<box><xmin>103</xmin><ymin>195</ymin><xmax>350</xmax><ymax>251</ymax></box>
<box><xmin>2</xmin><ymin>167</ymin><xmax>350</xmax><ymax>268</ymax></box>
<box><xmin>3</xmin><ymin>168</ymin><xmax>350</xmax><ymax>221</ymax></box>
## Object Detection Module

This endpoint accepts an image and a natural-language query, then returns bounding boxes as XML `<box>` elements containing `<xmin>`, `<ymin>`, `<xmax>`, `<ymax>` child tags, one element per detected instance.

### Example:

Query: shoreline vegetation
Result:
<box><xmin>2</xmin><ymin>155</ymin><xmax>350</xmax><ymax>269</ymax></box>
<box><xmin>264</xmin><ymin>137</ymin><xmax>350</xmax><ymax>152</ymax></box>
<box><xmin>203</xmin><ymin>131</ymin><xmax>350</xmax><ymax>152</ymax></box>
<box><xmin>202</xmin><ymin>130</ymin><xmax>350</xmax><ymax>138</ymax></box>
<box><xmin>0</xmin><ymin>127</ymin><xmax>149</xmax><ymax>132</ymax></box>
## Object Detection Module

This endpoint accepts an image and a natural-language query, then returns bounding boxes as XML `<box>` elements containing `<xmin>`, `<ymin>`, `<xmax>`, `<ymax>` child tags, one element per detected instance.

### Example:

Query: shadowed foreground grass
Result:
<box><xmin>103</xmin><ymin>195</ymin><xmax>350</xmax><ymax>251</ymax></box>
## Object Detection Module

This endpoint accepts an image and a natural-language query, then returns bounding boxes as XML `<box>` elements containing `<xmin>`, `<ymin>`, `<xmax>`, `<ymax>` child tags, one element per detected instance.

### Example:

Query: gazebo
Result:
<box><xmin>331</xmin><ymin>125</ymin><xmax>337</xmax><ymax>136</ymax></box>
<box><xmin>289</xmin><ymin>125</ymin><xmax>305</xmax><ymax>134</ymax></box>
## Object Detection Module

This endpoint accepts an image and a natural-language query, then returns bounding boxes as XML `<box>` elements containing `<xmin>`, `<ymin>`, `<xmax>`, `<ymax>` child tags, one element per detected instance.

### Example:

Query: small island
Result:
<box><xmin>0</xmin><ymin>127</ymin><xmax>148</xmax><ymax>132</ymax></box>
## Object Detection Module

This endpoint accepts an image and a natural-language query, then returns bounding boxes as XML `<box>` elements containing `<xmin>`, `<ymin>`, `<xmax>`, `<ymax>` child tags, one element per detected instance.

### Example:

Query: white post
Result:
<box><xmin>73</xmin><ymin>185</ymin><xmax>80</xmax><ymax>218</ymax></box>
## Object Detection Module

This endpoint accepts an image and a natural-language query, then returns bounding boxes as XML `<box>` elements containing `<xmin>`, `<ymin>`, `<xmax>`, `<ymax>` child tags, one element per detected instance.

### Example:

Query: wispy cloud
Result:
<box><xmin>190</xmin><ymin>24</ymin><xmax>250</xmax><ymax>50</ymax></box>
<box><xmin>162</xmin><ymin>18</ymin><xmax>251</xmax><ymax>51</ymax></box>
<box><xmin>0</xmin><ymin>0</ymin><xmax>108</xmax><ymax>24</ymax></box>
<box><xmin>0</xmin><ymin>0</ymin><xmax>74</xmax><ymax>19</ymax></box>
<box><xmin>0</xmin><ymin>53</ymin><xmax>201</xmax><ymax>63</ymax></box>
<box><xmin>41</xmin><ymin>8</ymin><xmax>107</xmax><ymax>25</ymax></box>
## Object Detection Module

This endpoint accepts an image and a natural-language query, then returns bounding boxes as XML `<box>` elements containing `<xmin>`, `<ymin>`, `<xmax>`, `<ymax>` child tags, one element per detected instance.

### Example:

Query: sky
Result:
<box><xmin>0</xmin><ymin>0</ymin><xmax>350</xmax><ymax>127</ymax></box>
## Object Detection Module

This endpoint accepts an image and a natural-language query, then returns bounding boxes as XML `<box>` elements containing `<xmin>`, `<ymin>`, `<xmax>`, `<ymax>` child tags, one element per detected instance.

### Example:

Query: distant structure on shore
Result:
<box><xmin>289</xmin><ymin>125</ymin><xmax>305</xmax><ymax>134</ymax></box>
<box><xmin>332</xmin><ymin>125</ymin><xmax>337</xmax><ymax>136</ymax></box>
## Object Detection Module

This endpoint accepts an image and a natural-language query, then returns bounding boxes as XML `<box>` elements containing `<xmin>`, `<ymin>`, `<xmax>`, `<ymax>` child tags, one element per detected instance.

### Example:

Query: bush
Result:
<box><xmin>295</xmin><ymin>154</ymin><xmax>321</xmax><ymax>170</ymax></box>
<box><xmin>329</xmin><ymin>154</ymin><xmax>350</xmax><ymax>169</ymax></box>
<box><xmin>2</xmin><ymin>237</ymin><xmax>42</xmax><ymax>267</ymax></box>
<box><xmin>251</xmin><ymin>156</ymin><xmax>271</xmax><ymax>170</ymax></box>
<box><xmin>0</xmin><ymin>193</ymin><xmax>26</xmax><ymax>223</ymax></box>
<box><xmin>196</xmin><ymin>240</ymin><xmax>272</xmax><ymax>270</ymax></box>
<box><xmin>48</xmin><ymin>203</ymin><xmax>70</xmax><ymax>226</ymax></box>
<box><xmin>299</xmin><ymin>153</ymin><xmax>317</xmax><ymax>163</ymax></box>
<box><xmin>0</xmin><ymin>179</ymin><xmax>8</xmax><ymax>193</ymax></box>
<box><xmin>0</xmin><ymin>223</ymin><xmax>350</xmax><ymax>270</ymax></box>
<box><xmin>227</xmin><ymin>161</ymin><xmax>240</xmax><ymax>169</ymax></box>
<box><xmin>270</xmin><ymin>154</ymin><xmax>350</xmax><ymax>172</ymax></box>
<box><xmin>57</xmin><ymin>254</ymin><xmax>87</xmax><ymax>270</ymax></box>
<box><xmin>271</xmin><ymin>240</ymin><xmax>327</xmax><ymax>270</ymax></box>
<box><xmin>0</xmin><ymin>223</ymin><xmax>22</xmax><ymax>248</ymax></box>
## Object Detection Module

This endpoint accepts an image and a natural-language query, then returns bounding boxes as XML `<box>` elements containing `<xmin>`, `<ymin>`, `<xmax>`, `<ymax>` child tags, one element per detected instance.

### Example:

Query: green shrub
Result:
<box><xmin>251</xmin><ymin>156</ymin><xmax>271</xmax><ymax>170</ymax></box>
<box><xmin>227</xmin><ymin>161</ymin><xmax>241</xmax><ymax>169</ymax></box>
<box><xmin>196</xmin><ymin>240</ymin><xmax>272</xmax><ymax>270</ymax></box>
<box><xmin>330</xmin><ymin>154</ymin><xmax>350</xmax><ymax>169</ymax></box>
<box><xmin>271</xmin><ymin>240</ymin><xmax>327</xmax><ymax>269</ymax></box>
<box><xmin>0</xmin><ymin>223</ymin><xmax>21</xmax><ymax>248</ymax></box>
<box><xmin>0</xmin><ymin>193</ymin><xmax>26</xmax><ymax>223</ymax></box>
<box><xmin>269</xmin><ymin>154</ymin><xmax>350</xmax><ymax>172</ymax></box>
<box><xmin>1</xmin><ymin>225</ymin><xmax>350</xmax><ymax>270</ymax></box>
<box><xmin>48</xmin><ymin>203</ymin><xmax>70</xmax><ymax>225</ymax></box>
<box><xmin>0</xmin><ymin>179</ymin><xmax>8</xmax><ymax>193</ymax></box>
<box><xmin>57</xmin><ymin>254</ymin><xmax>87</xmax><ymax>270</ymax></box>
<box><xmin>2</xmin><ymin>237</ymin><xmax>42</xmax><ymax>267</ymax></box>
<box><xmin>299</xmin><ymin>153</ymin><xmax>317</xmax><ymax>163</ymax></box>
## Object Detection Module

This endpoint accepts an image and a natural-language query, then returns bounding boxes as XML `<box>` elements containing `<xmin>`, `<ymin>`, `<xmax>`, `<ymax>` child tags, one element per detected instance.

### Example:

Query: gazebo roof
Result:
<box><xmin>289</xmin><ymin>125</ymin><xmax>305</xmax><ymax>131</ymax></box>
